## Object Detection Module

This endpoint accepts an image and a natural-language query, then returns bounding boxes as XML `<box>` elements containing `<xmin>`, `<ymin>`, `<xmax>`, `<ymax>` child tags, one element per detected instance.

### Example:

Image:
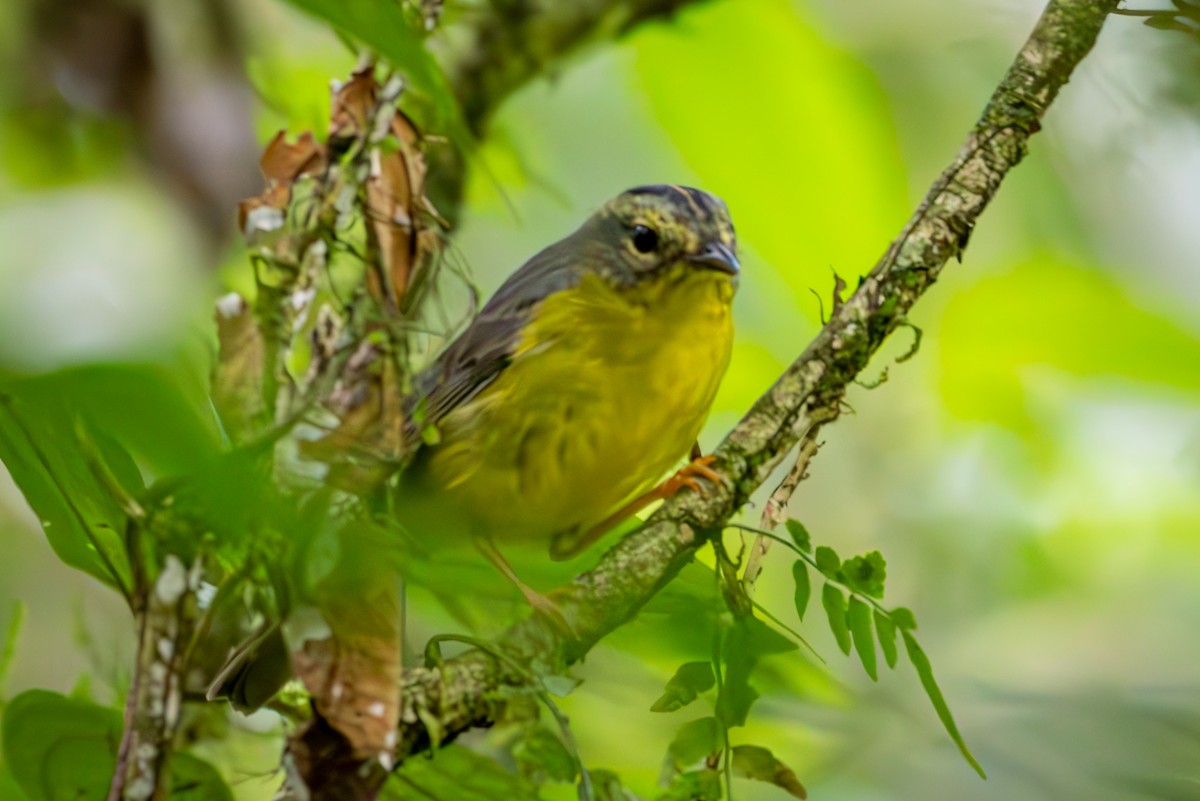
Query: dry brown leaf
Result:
<box><xmin>364</xmin><ymin>110</ymin><xmax>431</xmax><ymax>310</ymax></box>
<box><xmin>329</xmin><ymin>68</ymin><xmax>378</xmax><ymax>146</ymax></box>
<box><xmin>290</xmin><ymin>558</ymin><xmax>402</xmax><ymax>763</ymax></box>
<box><xmin>237</xmin><ymin>130</ymin><xmax>327</xmax><ymax>236</ymax></box>
<box><xmin>260</xmin><ymin>130</ymin><xmax>326</xmax><ymax>184</ymax></box>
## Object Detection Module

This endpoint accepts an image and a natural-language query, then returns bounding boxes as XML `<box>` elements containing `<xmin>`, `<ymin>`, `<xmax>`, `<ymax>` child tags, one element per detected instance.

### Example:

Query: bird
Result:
<box><xmin>398</xmin><ymin>184</ymin><xmax>739</xmax><ymax>611</ymax></box>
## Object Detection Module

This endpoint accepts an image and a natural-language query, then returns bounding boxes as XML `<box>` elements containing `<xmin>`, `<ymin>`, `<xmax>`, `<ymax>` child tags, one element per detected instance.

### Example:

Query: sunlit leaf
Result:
<box><xmin>791</xmin><ymin>561</ymin><xmax>811</xmax><ymax>622</ymax></box>
<box><xmin>841</xmin><ymin>551</ymin><xmax>886</xmax><ymax>598</ymax></box>
<box><xmin>651</xmin><ymin>662</ymin><xmax>716</xmax><ymax>713</ymax></box>
<box><xmin>874</xmin><ymin>609</ymin><xmax>899</xmax><ymax>669</ymax></box>
<box><xmin>635</xmin><ymin>0</ymin><xmax>906</xmax><ymax>312</ymax></box>
<box><xmin>784</xmin><ymin>519</ymin><xmax>811</xmax><ymax>553</ymax></box>
<box><xmin>731</xmin><ymin>745</ymin><xmax>807</xmax><ymax>799</ymax></box>
<box><xmin>847</xmin><ymin>597</ymin><xmax>877</xmax><ymax>681</ymax></box>
<box><xmin>890</xmin><ymin>607</ymin><xmax>917</xmax><ymax>631</ymax></box>
<box><xmin>814</xmin><ymin>546</ymin><xmax>840</xmax><ymax>578</ymax></box>
<box><xmin>821</xmin><ymin>584</ymin><xmax>851</xmax><ymax>655</ymax></box>
<box><xmin>940</xmin><ymin>258</ymin><xmax>1200</xmax><ymax>434</ymax></box>
<box><xmin>902</xmin><ymin>632</ymin><xmax>986</xmax><ymax>779</ymax></box>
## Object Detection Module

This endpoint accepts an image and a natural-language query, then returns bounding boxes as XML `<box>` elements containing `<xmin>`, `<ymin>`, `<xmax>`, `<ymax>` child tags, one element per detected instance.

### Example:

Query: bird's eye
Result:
<box><xmin>630</xmin><ymin>224</ymin><xmax>659</xmax><ymax>254</ymax></box>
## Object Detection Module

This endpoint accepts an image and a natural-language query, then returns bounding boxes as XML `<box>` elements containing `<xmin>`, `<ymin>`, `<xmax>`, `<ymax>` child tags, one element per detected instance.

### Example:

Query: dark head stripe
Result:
<box><xmin>625</xmin><ymin>184</ymin><xmax>720</xmax><ymax>224</ymax></box>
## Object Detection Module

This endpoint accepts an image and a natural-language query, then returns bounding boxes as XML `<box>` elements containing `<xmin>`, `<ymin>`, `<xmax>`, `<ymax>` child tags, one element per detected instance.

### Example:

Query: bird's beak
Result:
<box><xmin>688</xmin><ymin>241</ymin><xmax>740</xmax><ymax>276</ymax></box>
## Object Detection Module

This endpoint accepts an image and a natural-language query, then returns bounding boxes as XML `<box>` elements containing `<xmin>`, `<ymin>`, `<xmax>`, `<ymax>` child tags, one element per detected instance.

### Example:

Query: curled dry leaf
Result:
<box><xmin>237</xmin><ymin>130</ymin><xmax>328</xmax><ymax>239</ymax></box>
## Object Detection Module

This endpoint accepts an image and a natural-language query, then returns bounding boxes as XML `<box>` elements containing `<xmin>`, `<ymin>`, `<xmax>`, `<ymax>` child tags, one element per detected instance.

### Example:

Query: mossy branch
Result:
<box><xmin>393</xmin><ymin>0</ymin><xmax>1119</xmax><ymax>762</ymax></box>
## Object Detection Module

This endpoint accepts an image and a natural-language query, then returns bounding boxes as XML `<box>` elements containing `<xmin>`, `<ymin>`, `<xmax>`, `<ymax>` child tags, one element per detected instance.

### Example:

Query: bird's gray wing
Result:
<box><xmin>403</xmin><ymin>237</ymin><xmax>585</xmax><ymax>443</ymax></box>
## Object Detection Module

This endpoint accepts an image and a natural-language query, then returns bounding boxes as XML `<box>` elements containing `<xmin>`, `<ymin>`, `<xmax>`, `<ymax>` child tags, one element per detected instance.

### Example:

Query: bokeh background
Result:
<box><xmin>2</xmin><ymin>0</ymin><xmax>1199</xmax><ymax>798</ymax></box>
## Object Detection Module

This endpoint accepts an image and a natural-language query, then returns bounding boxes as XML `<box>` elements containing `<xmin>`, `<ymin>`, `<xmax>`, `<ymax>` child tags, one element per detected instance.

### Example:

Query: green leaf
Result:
<box><xmin>657</xmin><ymin>770</ymin><xmax>721</xmax><ymax>801</ymax></box>
<box><xmin>651</xmin><ymin>662</ymin><xmax>716</xmax><ymax>713</ymax></box>
<box><xmin>717</xmin><ymin>615</ymin><xmax>795</xmax><ymax>728</ymax></box>
<box><xmin>590</xmin><ymin>769</ymin><xmax>636</xmax><ymax>801</ymax></box>
<box><xmin>890</xmin><ymin>607</ymin><xmax>918</xmax><ymax>631</ymax></box>
<box><xmin>874</xmin><ymin>609</ymin><xmax>899</xmax><ymax>669</ymax></box>
<box><xmin>821</xmin><ymin>583</ymin><xmax>851</xmax><ymax>655</ymax></box>
<box><xmin>0</xmin><ymin>602</ymin><xmax>26</xmax><ymax>701</ymax></box>
<box><xmin>513</xmin><ymin>726</ymin><xmax>577</xmax><ymax>784</ymax></box>
<box><xmin>841</xmin><ymin>551</ymin><xmax>886</xmax><ymax>598</ymax></box>
<box><xmin>539</xmin><ymin>674</ymin><xmax>581</xmax><ymax>698</ymax></box>
<box><xmin>667</xmin><ymin>717</ymin><xmax>719</xmax><ymax>770</ymax></box>
<box><xmin>0</xmin><ymin>394</ymin><xmax>130</xmax><ymax>589</ymax></box>
<box><xmin>814</xmin><ymin>546</ymin><xmax>840</xmax><ymax>577</ymax></box>
<box><xmin>385</xmin><ymin>743</ymin><xmax>543</xmax><ymax>801</ymax></box>
<box><xmin>2</xmin><ymin>689</ymin><xmax>119</xmax><ymax>801</ymax></box>
<box><xmin>902</xmin><ymin>632</ymin><xmax>986</xmax><ymax>779</ymax></box>
<box><xmin>1</xmin><ymin>689</ymin><xmax>232</xmax><ymax>801</ymax></box>
<box><xmin>847</xmin><ymin>597</ymin><xmax>877</xmax><ymax>681</ymax></box>
<box><xmin>784</xmin><ymin>519</ymin><xmax>811</xmax><ymax>552</ymax></box>
<box><xmin>169</xmin><ymin>753</ymin><xmax>234</xmax><ymax>801</ymax></box>
<box><xmin>791</xmin><ymin>561</ymin><xmax>810</xmax><ymax>622</ymax></box>
<box><xmin>731</xmin><ymin>745</ymin><xmax>808</xmax><ymax>799</ymax></box>
<box><xmin>279</xmin><ymin>0</ymin><xmax>469</xmax><ymax>146</ymax></box>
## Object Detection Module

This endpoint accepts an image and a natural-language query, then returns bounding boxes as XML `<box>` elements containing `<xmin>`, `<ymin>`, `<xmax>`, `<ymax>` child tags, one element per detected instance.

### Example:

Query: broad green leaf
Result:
<box><xmin>821</xmin><ymin>584</ymin><xmax>851</xmax><ymax>655</ymax></box>
<box><xmin>635</xmin><ymin>0</ymin><xmax>906</xmax><ymax>313</ymax></box>
<box><xmin>657</xmin><ymin>769</ymin><xmax>721</xmax><ymax>801</ymax></box>
<box><xmin>279</xmin><ymin>0</ymin><xmax>469</xmax><ymax>146</ymax></box>
<box><xmin>784</xmin><ymin>520</ymin><xmax>811</xmax><ymax>553</ymax></box>
<box><xmin>651</xmin><ymin>662</ymin><xmax>716</xmax><ymax>713</ymax></box>
<box><xmin>731</xmin><ymin>745</ymin><xmax>808</xmax><ymax>799</ymax></box>
<box><xmin>385</xmin><ymin>744</ymin><xmax>543</xmax><ymax>801</ymax></box>
<box><xmin>847</xmin><ymin>597</ymin><xmax>877</xmax><ymax>681</ymax></box>
<box><xmin>874</xmin><ymin>609</ymin><xmax>899</xmax><ymax>669</ymax></box>
<box><xmin>0</xmin><ymin>602</ymin><xmax>25</xmax><ymax>700</ymax></box>
<box><xmin>0</xmin><ymin>766</ymin><xmax>25</xmax><ymax>801</ymax></box>
<box><xmin>168</xmin><ymin>754</ymin><xmax>234</xmax><ymax>801</ymax></box>
<box><xmin>791</xmin><ymin>561</ymin><xmax>811</xmax><ymax>622</ymax></box>
<box><xmin>890</xmin><ymin>607</ymin><xmax>918</xmax><ymax>631</ymax></box>
<box><xmin>814</xmin><ymin>546</ymin><xmax>840</xmax><ymax>578</ymax></box>
<box><xmin>0</xmin><ymin>392</ymin><xmax>130</xmax><ymax>589</ymax></box>
<box><xmin>0</xmin><ymin>362</ymin><xmax>221</xmax><ymax>588</ymax></box>
<box><xmin>513</xmin><ymin>727</ymin><xmax>577</xmax><ymax>784</ymax></box>
<box><xmin>841</xmin><ymin>551</ymin><xmax>886</xmax><ymax>598</ymax></box>
<box><xmin>666</xmin><ymin>717</ymin><xmax>719</xmax><ymax>770</ymax></box>
<box><xmin>940</xmin><ymin>258</ymin><xmax>1200</xmax><ymax>434</ymax></box>
<box><xmin>902</xmin><ymin>632</ymin><xmax>986</xmax><ymax>779</ymax></box>
<box><xmin>1</xmin><ymin>689</ymin><xmax>233</xmax><ymax>801</ymax></box>
<box><xmin>736</xmin><ymin>615</ymin><xmax>799</xmax><ymax>658</ymax></box>
<box><xmin>2</xmin><ymin>689</ymin><xmax>118</xmax><ymax>801</ymax></box>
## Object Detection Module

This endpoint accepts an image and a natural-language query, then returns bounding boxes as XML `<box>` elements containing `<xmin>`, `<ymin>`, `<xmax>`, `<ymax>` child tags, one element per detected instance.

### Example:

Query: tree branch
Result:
<box><xmin>393</xmin><ymin>0</ymin><xmax>1119</xmax><ymax>762</ymax></box>
<box><xmin>439</xmin><ymin>0</ymin><xmax>709</xmax><ymax>136</ymax></box>
<box><xmin>427</xmin><ymin>0</ymin><xmax>711</xmax><ymax>217</ymax></box>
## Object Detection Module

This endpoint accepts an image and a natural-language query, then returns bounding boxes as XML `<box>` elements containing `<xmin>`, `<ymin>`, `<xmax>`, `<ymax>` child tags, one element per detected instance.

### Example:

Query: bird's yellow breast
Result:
<box><xmin>425</xmin><ymin>267</ymin><xmax>734</xmax><ymax>545</ymax></box>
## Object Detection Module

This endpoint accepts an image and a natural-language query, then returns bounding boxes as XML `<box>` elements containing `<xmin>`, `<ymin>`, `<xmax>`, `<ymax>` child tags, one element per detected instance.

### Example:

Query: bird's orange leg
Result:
<box><xmin>475</xmin><ymin>538</ymin><xmax>572</xmax><ymax>631</ymax></box>
<box><xmin>551</xmin><ymin>449</ymin><xmax>726</xmax><ymax>561</ymax></box>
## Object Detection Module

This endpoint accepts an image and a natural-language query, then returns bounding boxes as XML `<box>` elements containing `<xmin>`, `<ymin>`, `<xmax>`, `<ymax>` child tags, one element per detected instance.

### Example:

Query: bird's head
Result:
<box><xmin>575</xmin><ymin>184</ymin><xmax>739</xmax><ymax>291</ymax></box>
